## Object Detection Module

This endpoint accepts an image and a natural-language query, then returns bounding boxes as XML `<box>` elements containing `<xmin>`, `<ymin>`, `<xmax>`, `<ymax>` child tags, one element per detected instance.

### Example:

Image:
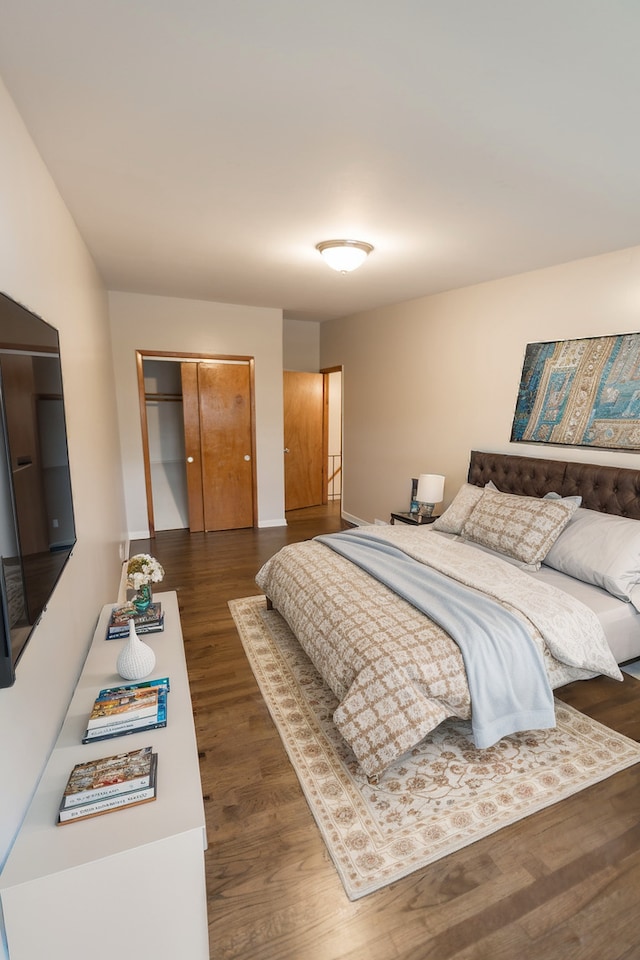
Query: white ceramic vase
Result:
<box><xmin>116</xmin><ymin>619</ymin><xmax>156</xmax><ymax>681</ymax></box>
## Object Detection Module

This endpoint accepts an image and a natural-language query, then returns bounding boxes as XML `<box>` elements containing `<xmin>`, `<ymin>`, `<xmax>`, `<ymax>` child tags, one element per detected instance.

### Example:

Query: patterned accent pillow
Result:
<box><xmin>432</xmin><ymin>483</ymin><xmax>484</xmax><ymax>535</ymax></box>
<box><xmin>461</xmin><ymin>488</ymin><xmax>578</xmax><ymax>565</ymax></box>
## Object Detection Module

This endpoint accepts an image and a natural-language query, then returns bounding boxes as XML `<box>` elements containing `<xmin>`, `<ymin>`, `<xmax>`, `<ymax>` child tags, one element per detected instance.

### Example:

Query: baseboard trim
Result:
<box><xmin>341</xmin><ymin>511</ymin><xmax>367</xmax><ymax>527</ymax></box>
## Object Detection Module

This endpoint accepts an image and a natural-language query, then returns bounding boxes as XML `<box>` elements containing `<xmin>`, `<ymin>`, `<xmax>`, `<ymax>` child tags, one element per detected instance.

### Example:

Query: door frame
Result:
<box><xmin>136</xmin><ymin>350</ymin><xmax>257</xmax><ymax>537</ymax></box>
<box><xmin>320</xmin><ymin>364</ymin><xmax>343</xmax><ymax>504</ymax></box>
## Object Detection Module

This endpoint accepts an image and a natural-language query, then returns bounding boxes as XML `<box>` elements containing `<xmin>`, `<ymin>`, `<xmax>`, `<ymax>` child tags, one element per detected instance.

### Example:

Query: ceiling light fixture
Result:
<box><xmin>316</xmin><ymin>239</ymin><xmax>374</xmax><ymax>274</ymax></box>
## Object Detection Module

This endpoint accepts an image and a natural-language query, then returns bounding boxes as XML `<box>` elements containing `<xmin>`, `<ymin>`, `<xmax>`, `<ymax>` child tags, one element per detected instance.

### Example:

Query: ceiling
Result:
<box><xmin>1</xmin><ymin>1</ymin><xmax>640</xmax><ymax>323</ymax></box>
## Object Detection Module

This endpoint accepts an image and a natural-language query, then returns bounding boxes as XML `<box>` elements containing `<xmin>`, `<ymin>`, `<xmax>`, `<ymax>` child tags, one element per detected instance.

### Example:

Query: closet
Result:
<box><xmin>140</xmin><ymin>354</ymin><xmax>256</xmax><ymax>534</ymax></box>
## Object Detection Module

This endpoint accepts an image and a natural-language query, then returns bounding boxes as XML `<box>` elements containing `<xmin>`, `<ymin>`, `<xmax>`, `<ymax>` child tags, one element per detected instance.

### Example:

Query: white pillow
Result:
<box><xmin>461</xmin><ymin>487</ymin><xmax>578</xmax><ymax>565</ymax></box>
<box><xmin>487</xmin><ymin>483</ymin><xmax>583</xmax><ymax>508</ymax></box>
<box><xmin>543</xmin><ymin>508</ymin><xmax>640</xmax><ymax>611</ymax></box>
<box><xmin>543</xmin><ymin>491</ymin><xmax>583</xmax><ymax>507</ymax></box>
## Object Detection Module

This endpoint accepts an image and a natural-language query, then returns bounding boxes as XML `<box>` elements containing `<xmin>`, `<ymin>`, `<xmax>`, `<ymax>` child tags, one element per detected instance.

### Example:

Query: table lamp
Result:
<box><xmin>416</xmin><ymin>474</ymin><xmax>445</xmax><ymax>518</ymax></box>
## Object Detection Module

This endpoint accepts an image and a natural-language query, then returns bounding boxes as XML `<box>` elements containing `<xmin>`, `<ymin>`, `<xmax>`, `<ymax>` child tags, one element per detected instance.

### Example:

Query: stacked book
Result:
<box><xmin>81</xmin><ymin>677</ymin><xmax>170</xmax><ymax>744</ymax></box>
<box><xmin>106</xmin><ymin>601</ymin><xmax>164</xmax><ymax>640</ymax></box>
<box><xmin>57</xmin><ymin>746</ymin><xmax>158</xmax><ymax>825</ymax></box>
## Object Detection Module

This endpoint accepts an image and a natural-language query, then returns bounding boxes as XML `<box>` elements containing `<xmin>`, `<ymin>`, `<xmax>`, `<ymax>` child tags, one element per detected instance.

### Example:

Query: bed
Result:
<box><xmin>256</xmin><ymin>451</ymin><xmax>640</xmax><ymax>780</ymax></box>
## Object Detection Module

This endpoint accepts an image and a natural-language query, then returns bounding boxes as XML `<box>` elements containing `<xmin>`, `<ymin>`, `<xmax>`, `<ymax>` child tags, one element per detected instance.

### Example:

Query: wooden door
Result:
<box><xmin>182</xmin><ymin>361</ymin><xmax>255</xmax><ymax>531</ymax></box>
<box><xmin>283</xmin><ymin>371</ymin><xmax>325</xmax><ymax>511</ymax></box>
<box><xmin>181</xmin><ymin>362</ymin><xmax>204</xmax><ymax>532</ymax></box>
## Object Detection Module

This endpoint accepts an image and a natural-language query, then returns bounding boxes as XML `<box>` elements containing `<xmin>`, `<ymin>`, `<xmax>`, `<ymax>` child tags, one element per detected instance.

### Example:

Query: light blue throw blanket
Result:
<box><xmin>315</xmin><ymin>529</ymin><xmax>555</xmax><ymax>749</ymax></box>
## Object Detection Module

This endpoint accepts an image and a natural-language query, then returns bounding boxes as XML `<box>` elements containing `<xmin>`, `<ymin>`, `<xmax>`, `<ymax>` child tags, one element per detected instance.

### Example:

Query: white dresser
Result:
<box><xmin>0</xmin><ymin>591</ymin><xmax>209</xmax><ymax>960</ymax></box>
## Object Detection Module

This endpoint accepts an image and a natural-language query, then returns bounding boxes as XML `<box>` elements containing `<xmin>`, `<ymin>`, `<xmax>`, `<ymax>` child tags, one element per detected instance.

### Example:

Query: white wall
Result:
<box><xmin>108</xmin><ymin>291</ymin><xmax>286</xmax><ymax>534</ymax></box>
<box><xmin>328</xmin><ymin>371</ymin><xmax>342</xmax><ymax>457</ymax></box>
<box><xmin>321</xmin><ymin>246</ymin><xmax>640</xmax><ymax>525</ymax></box>
<box><xmin>0</xmin><ymin>74</ymin><xmax>126</xmax><ymax>901</ymax></box>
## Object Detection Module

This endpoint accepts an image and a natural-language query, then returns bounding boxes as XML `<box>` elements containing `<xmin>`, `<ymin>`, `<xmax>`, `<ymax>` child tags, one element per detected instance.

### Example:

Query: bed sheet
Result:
<box><xmin>531</xmin><ymin>565</ymin><xmax>640</xmax><ymax>664</ymax></box>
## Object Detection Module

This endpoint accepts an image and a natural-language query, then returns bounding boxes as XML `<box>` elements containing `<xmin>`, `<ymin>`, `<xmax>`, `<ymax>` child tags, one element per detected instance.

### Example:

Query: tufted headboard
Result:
<box><xmin>468</xmin><ymin>450</ymin><xmax>640</xmax><ymax>520</ymax></box>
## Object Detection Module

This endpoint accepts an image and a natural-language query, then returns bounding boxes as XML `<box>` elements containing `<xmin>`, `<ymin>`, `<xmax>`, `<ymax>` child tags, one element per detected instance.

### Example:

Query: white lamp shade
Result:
<box><xmin>416</xmin><ymin>474</ymin><xmax>445</xmax><ymax>504</ymax></box>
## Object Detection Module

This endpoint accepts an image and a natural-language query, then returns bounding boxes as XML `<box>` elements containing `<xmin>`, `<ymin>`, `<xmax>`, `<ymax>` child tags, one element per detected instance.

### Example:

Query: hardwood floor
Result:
<box><xmin>132</xmin><ymin>505</ymin><xmax>640</xmax><ymax>960</ymax></box>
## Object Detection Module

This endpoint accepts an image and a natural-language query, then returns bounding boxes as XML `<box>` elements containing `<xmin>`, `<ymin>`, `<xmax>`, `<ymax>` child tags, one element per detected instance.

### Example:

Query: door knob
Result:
<box><xmin>187</xmin><ymin>456</ymin><xmax>194</xmax><ymax>463</ymax></box>
<box><xmin>284</xmin><ymin>448</ymin><xmax>290</xmax><ymax>454</ymax></box>
<box><xmin>244</xmin><ymin>455</ymin><xmax>251</xmax><ymax>461</ymax></box>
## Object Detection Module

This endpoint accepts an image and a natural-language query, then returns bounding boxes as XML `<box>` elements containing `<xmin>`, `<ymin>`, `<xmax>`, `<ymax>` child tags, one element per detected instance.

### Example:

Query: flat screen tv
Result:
<box><xmin>0</xmin><ymin>293</ymin><xmax>76</xmax><ymax>687</ymax></box>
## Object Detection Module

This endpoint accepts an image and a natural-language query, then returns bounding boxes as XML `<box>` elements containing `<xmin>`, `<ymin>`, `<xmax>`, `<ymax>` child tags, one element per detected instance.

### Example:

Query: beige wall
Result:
<box><xmin>321</xmin><ymin>246</ymin><xmax>640</xmax><ymax>525</ymax></box>
<box><xmin>0</xmin><ymin>79</ymin><xmax>127</xmax><ymax>872</ymax></box>
<box><xmin>108</xmin><ymin>291</ymin><xmax>286</xmax><ymax>534</ymax></box>
<box><xmin>283</xmin><ymin>316</ymin><xmax>320</xmax><ymax>371</ymax></box>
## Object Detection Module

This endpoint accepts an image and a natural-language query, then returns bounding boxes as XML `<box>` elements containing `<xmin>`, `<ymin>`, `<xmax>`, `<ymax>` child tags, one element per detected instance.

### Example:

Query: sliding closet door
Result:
<box><xmin>181</xmin><ymin>362</ymin><xmax>204</xmax><ymax>532</ymax></box>
<box><xmin>182</xmin><ymin>360</ymin><xmax>255</xmax><ymax>531</ymax></box>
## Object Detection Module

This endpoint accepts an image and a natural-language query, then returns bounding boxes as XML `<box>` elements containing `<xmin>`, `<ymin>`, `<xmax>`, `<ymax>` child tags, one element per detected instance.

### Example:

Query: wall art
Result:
<box><xmin>511</xmin><ymin>332</ymin><xmax>640</xmax><ymax>450</ymax></box>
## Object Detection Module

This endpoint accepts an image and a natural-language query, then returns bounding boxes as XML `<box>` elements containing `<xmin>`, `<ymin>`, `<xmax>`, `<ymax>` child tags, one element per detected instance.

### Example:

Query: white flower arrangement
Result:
<box><xmin>126</xmin><ymin>554</ymin><xmax>165</xmax><ymax>590</ymax></box>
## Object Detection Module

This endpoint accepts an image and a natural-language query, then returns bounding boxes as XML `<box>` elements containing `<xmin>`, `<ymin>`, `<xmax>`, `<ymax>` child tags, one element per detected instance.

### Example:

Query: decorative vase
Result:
<box><xmin>132</xmin><ymin>582</ymin><xmax>152</xmax><ymax>614</ymax></box>
<box><xmin>116</xmin><ymin>619</ymin><xmax>156</xmax><ymax>681</ymax></box>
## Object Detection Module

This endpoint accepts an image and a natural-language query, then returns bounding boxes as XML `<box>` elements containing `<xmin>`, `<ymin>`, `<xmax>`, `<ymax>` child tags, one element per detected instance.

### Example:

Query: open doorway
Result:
<box><xmin>283</xmin><ymin>366</ymin><xmax>342</xmax><ymax>512</ymax></box>
<box><xmin>325</xmin><ymin>368</ymin><xmax>342</xmax><ymax>503</ymax></box>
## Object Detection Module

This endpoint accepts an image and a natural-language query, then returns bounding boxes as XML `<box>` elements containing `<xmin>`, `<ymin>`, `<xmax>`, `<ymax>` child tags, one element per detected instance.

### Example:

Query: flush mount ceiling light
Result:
<box><xmin>316</xmin><ymin>239</ymin><xmax>374</xmax><ymax>273</ymax></box>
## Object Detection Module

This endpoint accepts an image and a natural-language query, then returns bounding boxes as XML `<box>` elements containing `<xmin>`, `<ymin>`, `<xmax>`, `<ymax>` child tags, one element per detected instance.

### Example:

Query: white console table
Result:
<box><xmin>0</xmin><ymin>591</ymin><xmax>209</xmax><ymax>960</ymax></box>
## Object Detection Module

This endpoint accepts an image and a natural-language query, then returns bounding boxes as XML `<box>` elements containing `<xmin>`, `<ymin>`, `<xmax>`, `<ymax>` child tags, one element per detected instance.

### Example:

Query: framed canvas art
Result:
<box><xmin>511</xmin><ymin>332</ymin><xmax>640</xmax><ymax>450</ymax></box>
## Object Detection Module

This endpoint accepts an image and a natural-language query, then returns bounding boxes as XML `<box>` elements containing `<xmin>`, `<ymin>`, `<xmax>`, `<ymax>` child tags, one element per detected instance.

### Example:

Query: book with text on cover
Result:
<box><xmin>106</xmin><ymin>601</ymin><xmax>164</xmax><ymax>640</ymax></box>
<box><xmin>106</xmin><ymin>616</ymin><xmax>165</xmax><ymax>640</ymax></box>
<box><xmin>109</xmin><ymin>601</ymin><xmax>163</xmax><ymax>628</ymax></box>
<box><xmin>97</xmin><ymin>677</ymin><xmax>170</xmax><ymax>699</ymax></box>
<box><xmin>81</xmin><ymin>700</ymin><xmax>167</xmax><ymax>742</ymax></box>
<box><xmin>107</xmin><ymin>600</ymin><xmax>164</xmax><ymax>640</ymax></box>
<box><xmin>59</xmin><ymin>746</ymin><xmax>156</xmax><ymax>813</ymax></box>
<box><xmin>82</xmin><ymin>681</ymin><xmax>169</xmax><ymax>744</ymax></box>
<box><xmin>58</xmin><ymin>783</ymin><xmax>156</xmax><ymax>823</ymax></box>
<box><xmin>85</xmin><ymin>687</ymin><xmax>160</xmax><ymax>729</ymax></box>
<box><xmin>82</xmin><ymin>695</ymin><xmax>168</xmax><ymax>743</ymax></box>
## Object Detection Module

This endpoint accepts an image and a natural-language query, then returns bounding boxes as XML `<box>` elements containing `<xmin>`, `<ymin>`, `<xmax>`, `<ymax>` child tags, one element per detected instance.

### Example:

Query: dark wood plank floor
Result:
<box><xmin>132</xmin><ymin>504</ymin><xmax>640</xmax><ymax>960</ymax></box>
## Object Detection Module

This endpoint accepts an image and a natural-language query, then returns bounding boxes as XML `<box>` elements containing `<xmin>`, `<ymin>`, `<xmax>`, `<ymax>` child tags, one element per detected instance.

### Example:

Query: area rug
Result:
<box><xmin>229</xmin><ymin>594</ymin><xmax>640</xmax><ymax>900</ymax></box>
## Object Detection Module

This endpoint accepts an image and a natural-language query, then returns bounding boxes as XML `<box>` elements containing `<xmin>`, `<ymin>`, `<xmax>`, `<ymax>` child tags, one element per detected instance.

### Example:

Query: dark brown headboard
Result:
<box><xmin>468</xmin><ymin>450</ymin><xmax>640</xmax><ymax>520</ymax></box>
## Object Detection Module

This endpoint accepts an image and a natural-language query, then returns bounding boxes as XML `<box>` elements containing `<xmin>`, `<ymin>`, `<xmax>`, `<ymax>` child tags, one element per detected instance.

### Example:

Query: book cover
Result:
<box><xmin>60</xmin><ymin>746</ymin><xmax>154</xmax><ymax>807</ymax></box>
<box><xmin>97</xmin><ymin>677</ymin><xmax>170</xmax><ymax>700</ymax></box>
<box><xmin>107</xmin><ymin>614</ymin><xmax>164</xmax><ymax>637</ymax></box>
<box><xmin>86</xmin><ymin>687</ymin><xmax>160</xmax><ymax>729</ymax></box>
<box><xmin>82</xmin><ymin>690</ymin><xmax>168</xmax><ymax>743</ymax></box>
<box><xmin>61</xmin><ymin>751</ymin><xmax>157</xmax><ymax>809</ymax></box>
<box><xmin>58</xmin><ymin>754</ymin><xmax>157</xmax><ymax>824</ymax></box>
<box><xmin>105</xmin><ymin>616</ymin><xmax>165</xmax><ymax>640</ymax></box>
<box><xmin>109</xmin><ymin>601</ymin><xmax>163</xmax><ymax>628</ymax></box>
<box><xmin>58</xmin><ymin>786</ymin><xmax>156</xmax><ymax>823</ymax></box>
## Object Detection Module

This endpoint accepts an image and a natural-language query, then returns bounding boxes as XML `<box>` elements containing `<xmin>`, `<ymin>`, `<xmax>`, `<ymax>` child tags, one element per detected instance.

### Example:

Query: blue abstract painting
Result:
<box><xmin>511</xmin><ymin>333</ymin><xmax>640</xmax><ymax>450</ymax></box>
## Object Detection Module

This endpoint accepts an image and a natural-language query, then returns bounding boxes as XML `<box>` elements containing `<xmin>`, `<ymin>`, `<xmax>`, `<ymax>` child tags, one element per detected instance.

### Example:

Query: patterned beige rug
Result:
<box><xmin>229</xmin><ymin>594</ymin><xmax>640</xmax><ymax>900</ymax></box>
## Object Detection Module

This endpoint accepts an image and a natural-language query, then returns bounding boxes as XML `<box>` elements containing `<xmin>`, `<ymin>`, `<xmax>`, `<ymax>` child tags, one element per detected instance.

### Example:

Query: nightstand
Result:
<box><xmin>390</xmin><ymin>511</ymin><xmax>438</xmax><ymax>526</ymax></box>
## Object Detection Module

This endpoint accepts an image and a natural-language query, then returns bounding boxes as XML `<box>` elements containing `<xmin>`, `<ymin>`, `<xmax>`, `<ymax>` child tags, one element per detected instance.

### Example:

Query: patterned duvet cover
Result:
<box><xmin>255</xmin><ymin>525</ymin><xmax>622</xmax><ymax>779</ymax></box>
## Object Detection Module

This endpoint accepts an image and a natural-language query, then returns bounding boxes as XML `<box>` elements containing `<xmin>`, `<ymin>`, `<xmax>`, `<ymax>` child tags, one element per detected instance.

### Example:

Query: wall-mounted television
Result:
<box><xmin>0</xmin><ymin>293</ymin><xmax>76</xmax><ymax>687</ymax></box>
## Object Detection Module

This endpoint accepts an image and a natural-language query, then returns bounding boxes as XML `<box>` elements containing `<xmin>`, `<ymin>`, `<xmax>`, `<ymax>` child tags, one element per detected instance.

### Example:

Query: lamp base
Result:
<box><xmin>418</xmin><ymin>502</ymin><xmax>435</xmax><ymax>518</ymax></box>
